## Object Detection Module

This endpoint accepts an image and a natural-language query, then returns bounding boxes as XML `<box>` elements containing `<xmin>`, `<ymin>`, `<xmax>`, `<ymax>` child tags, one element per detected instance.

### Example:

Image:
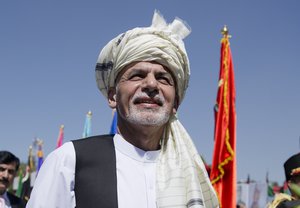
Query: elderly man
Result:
<box><xmin>27</xmin><ymin>11</ymin><xmax>219</xmax><ymax>208</ymax></box>
<box><xmin>0</xmin><ymin>151</ymin><xmax>26</xmax><ymax>208</ymax></box>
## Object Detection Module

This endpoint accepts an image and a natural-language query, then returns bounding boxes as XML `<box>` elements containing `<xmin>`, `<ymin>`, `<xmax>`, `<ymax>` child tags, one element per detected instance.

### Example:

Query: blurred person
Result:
<box><xmin>237</xmin><ymin>201</ymin><xmax>246</xmax><ymax>208</ymax></box>
<box><xmin>27</xmin><ymin>10</ymin><xmax>219</xmax><ymax>208</ymax></box>
<box><xmin>267</xmin><ymin>153</ymin><xmax>300</xmax><ymax>208</ymax></box>
<box><xmin>0</xmin><ymin>151</ymin><xmax>26</xmax><ymax>208</ymax></box>
<box><xmin>250</xmin><ymin>184</ymin><xmax>260</xmax><ymax>208</ymax></box>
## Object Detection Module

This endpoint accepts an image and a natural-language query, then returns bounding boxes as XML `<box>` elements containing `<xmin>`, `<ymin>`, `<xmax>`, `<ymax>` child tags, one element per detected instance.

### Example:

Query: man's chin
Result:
<box><xmin>128</xmin><ymin>114</ymin><xmax>169</xmax><ymax>126</ymax></box>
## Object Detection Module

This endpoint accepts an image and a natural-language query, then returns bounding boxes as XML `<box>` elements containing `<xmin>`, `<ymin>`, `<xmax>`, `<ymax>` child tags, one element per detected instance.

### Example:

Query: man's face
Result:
<box><xmin>109</xmin><ymin>61</ymin><xmax>177</xmax><ymax>127</ymax></box>
<box><xmin>291</xmin><ymin>175</ymin><xmax>300</xmax><ymax>185</ymax></box>
<box><xmin>0</xmin><ymin>162</ymin><xmax>17</xmax><ymax>195</ymax></box>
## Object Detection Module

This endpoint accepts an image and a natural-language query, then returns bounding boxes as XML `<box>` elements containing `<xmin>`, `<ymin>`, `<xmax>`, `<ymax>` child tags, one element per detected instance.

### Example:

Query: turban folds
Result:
<box><xmin>95</xmin><ymin>10</ymin><xmax>190</xmax><ymax>104</ymax></box>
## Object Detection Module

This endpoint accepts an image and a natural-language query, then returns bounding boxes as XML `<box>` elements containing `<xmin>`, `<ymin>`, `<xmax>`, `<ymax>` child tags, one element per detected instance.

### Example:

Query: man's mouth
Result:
<box><xmin>0</xmin><ymin>180</ymin><xmax>8</xmax><ymax>187</ymax></box>
<box><xmin>133</xmin><ymin>97</ymin><xmax>163</xmax><ymax>106</ymax></box>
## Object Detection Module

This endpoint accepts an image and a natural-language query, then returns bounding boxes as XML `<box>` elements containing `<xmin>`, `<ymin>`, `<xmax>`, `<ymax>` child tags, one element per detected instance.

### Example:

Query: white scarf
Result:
<box><xmin>157</xmin><ymin>115</ymin><xmax>219</xmax><ymax>208</ymax></box>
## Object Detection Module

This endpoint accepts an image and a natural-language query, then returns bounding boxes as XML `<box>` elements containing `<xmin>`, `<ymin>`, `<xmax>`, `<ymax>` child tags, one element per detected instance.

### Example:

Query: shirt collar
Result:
<box><xmin>113</xmin><ymin>134</ymin><xmax>160</xmax><ymax>162</ymax></box>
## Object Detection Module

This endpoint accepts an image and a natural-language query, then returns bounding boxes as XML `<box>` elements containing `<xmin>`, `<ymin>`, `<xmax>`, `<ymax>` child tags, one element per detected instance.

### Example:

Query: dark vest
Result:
<box><xmin>72</xmin><ymin>135</ymin><xmax>118</xmax><ymax>208</ymax></box>
<box><xmin>7</xmin><ymin>192</ymin><xmax>27</xmax><ymax>208</ymax></box>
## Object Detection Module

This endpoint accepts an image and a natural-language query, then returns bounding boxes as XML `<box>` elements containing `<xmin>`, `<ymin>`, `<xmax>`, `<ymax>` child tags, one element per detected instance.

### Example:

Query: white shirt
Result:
<box><xmin>0</xmin><ymin>192</ymin><xmax>12</xmax><ymax>208</ymax></box>
<box><xmin>26</xmin><ymin>134</ymin><xmax>160</xmax><ymax>208</ymax></box>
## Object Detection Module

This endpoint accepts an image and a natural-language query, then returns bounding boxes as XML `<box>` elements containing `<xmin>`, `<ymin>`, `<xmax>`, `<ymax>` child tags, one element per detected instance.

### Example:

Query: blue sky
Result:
<box><xmin>1</xmin><ymin>1</ymin><xmax>299</xmax><ymax>184</ymax></box>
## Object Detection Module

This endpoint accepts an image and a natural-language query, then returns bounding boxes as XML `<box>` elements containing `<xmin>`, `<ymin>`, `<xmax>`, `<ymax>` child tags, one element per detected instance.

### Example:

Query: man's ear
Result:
<box><xmin>173</xmin><ymin>106</ymin><xmax>177</xmax><ymax>114</ymax></box>
<box><xmin>108</xmin><ymin>88</ymin><xmax>117</xmax><ymax>109</ymax></box>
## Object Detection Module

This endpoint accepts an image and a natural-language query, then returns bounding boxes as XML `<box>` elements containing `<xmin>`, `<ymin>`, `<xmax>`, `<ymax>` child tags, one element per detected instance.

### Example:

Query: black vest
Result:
<box><xmin>72</xmin><ymin>135</ymin><xmax>118</xmax><ymax>208</ymax></box>
<box><xmin>7</xmin><ymin>192</ymin><xmax>27</xmax><ymax>208</ymax></box>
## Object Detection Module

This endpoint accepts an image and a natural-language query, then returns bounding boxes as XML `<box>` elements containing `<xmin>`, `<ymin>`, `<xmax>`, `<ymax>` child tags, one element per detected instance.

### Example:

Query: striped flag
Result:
<box><xmin>210</xmin><ymin>26</ymin><xmax>237</xmax><ymax>208</ymax></box>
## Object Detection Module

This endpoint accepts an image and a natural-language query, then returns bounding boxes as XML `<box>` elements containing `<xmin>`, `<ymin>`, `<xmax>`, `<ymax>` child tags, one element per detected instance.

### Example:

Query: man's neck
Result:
<box><xmin>117</xmin><ymin>122</ymin><xmax>165</xmax><ymax>151</ymax></box>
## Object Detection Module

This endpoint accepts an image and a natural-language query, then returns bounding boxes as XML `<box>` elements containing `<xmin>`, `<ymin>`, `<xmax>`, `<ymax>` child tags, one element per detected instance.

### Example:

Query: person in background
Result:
<box><xmin>236</xmin><ymin>201</ymin><xmax>246</xmax><ymax>208</ymax></box>
<box><xmin>0</xmin><ymin>151</ymin><xmax>26</xmax><ymax>208</ymax></box>
<box><xmin>27</xmin><ymin>10</ymin><xmax>219</xmax><ymax>208</ymax></box>
<box><xmin>268</xmin><ymin>153</ymin><xmax>300</xmax><ymax>208</ymax></box>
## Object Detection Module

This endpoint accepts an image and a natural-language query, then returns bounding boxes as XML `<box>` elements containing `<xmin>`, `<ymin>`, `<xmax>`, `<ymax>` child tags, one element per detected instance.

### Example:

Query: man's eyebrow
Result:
<box><xmin>125</xmin><ymin>69</ymin><xmax>146</xmax><ymax>78</ymax></box>
<box><xmin>158</xmin><ymin>71</ymin><xmax>172</xmax><ymax>76</ymax></box>
<box><xmin>129</xmin><ymin>68</ymin><xmax>145</xmax><ymax>73</ymax></box>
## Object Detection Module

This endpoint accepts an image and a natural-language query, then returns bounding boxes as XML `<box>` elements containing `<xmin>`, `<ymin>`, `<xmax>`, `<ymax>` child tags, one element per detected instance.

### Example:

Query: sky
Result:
<box><xmin>1</xmin><ymin>1</ymin><xmax>300</xmax><ymax>185</ymax></box>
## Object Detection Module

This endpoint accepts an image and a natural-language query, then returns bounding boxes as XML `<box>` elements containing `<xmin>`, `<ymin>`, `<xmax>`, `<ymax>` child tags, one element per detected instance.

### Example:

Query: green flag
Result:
<box><xmin>15</xmin><ymin>169</ymin><xmax>23</xmax><ymax>197</ymax></box>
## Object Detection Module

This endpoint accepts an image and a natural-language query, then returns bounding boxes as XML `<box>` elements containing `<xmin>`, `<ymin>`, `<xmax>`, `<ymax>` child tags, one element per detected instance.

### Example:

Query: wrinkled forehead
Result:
<box><xmin>115</xmin><ymin>61</ymin><xmax>176</xmax><ymax>82</ymax></box>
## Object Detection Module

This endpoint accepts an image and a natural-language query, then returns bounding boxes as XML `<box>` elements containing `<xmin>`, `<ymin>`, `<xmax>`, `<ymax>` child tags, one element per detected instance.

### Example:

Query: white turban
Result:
<box><xmin>95</xmin><ymin>10</ymin><xmax>190</xmax><ymax>104</ymax></box>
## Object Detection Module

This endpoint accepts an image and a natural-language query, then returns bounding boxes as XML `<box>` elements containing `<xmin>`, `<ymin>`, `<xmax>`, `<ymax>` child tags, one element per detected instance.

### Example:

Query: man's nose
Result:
<box><xmin>142</xmin><ymin>74</ymin><xmax>158</xmax><ymax>89</ymax></box>
<box><xmin>142</xmin><ymin>74</ymin><xmax>159</xmax><ymax>95</ymax></box>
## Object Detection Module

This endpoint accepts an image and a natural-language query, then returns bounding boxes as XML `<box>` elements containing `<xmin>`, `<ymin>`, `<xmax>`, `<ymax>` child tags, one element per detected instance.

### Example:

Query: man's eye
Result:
<box><xmin>129</xmin><ymin>74</ymin><xmax>143</xmax><ymax>81</ymax></box>
<box><xmin>158</xmin><ymin>77</ymin><xmax>173</xmax><ymax>85</ymax></box>
<box><xmin>8</xmin><ymin>169</ymin><xmax>16</xmax><ymax>175</ymax></box>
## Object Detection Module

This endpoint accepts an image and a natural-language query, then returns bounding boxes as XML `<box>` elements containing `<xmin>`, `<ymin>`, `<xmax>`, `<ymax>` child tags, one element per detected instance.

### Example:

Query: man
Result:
<box><xmin>27</xmin><ymin>11</ymin><xmax>219</xmax><ymax>208</ymax></box>
<box><xmin>268</xmin><ymin>153</ymin><xmax>300</xmax><ymax>208</ymax></box>
<box><xmin>0</xmin><ymin>151</ymin><xmax>26</xmax><ymax>208</ymax></box>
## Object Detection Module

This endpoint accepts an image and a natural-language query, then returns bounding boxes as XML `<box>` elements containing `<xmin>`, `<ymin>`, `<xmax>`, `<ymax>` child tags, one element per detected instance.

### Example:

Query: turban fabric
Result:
<box><xmin>95</xmin><ymin>10</ymin><xmax>219</xmax><ymax>208</ymax></box>
<box><xmin>95</xmin><ymin>10</ymin><xmax>190</xmax><ymax>104</ymax></box>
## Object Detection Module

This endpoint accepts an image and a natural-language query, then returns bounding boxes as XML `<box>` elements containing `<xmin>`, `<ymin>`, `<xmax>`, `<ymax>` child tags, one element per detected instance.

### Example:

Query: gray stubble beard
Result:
<box><xmin>125</xmin><ymin>105</ymin><xmax>170</xmax><ymax>127</ymax></box>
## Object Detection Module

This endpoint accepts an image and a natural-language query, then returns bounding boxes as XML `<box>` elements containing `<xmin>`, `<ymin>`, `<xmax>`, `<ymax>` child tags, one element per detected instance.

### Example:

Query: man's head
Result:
<box><xmin>108</xmin><ymin>61</ymin><xmax>177</xmax><ymax>128</ymax></box>
<box><xmin>284</xmin><ymin>153</ymin><xmax>300</xmax><ymax>198</ymax></box>
<box><xmin>95</xmin><ymin>10</ymin><xmax>191</xmax><ymax>108</ymax></box>
<box><xmin>0</xmin><ymin>151</ymin><xmax>20</xmax><ymax>195</ymax></box>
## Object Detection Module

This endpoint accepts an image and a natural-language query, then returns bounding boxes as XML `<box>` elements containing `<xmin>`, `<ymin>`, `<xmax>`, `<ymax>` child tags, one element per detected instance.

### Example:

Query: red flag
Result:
<box><xmin>56</xmin><ymin>125</ymin><xmax>64</xmax><ymax>148</ymax></box>
<box><xmin>210</xmin><ymin>26</ymin><xmax>237</xmax><ymax>208</ymax></box>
